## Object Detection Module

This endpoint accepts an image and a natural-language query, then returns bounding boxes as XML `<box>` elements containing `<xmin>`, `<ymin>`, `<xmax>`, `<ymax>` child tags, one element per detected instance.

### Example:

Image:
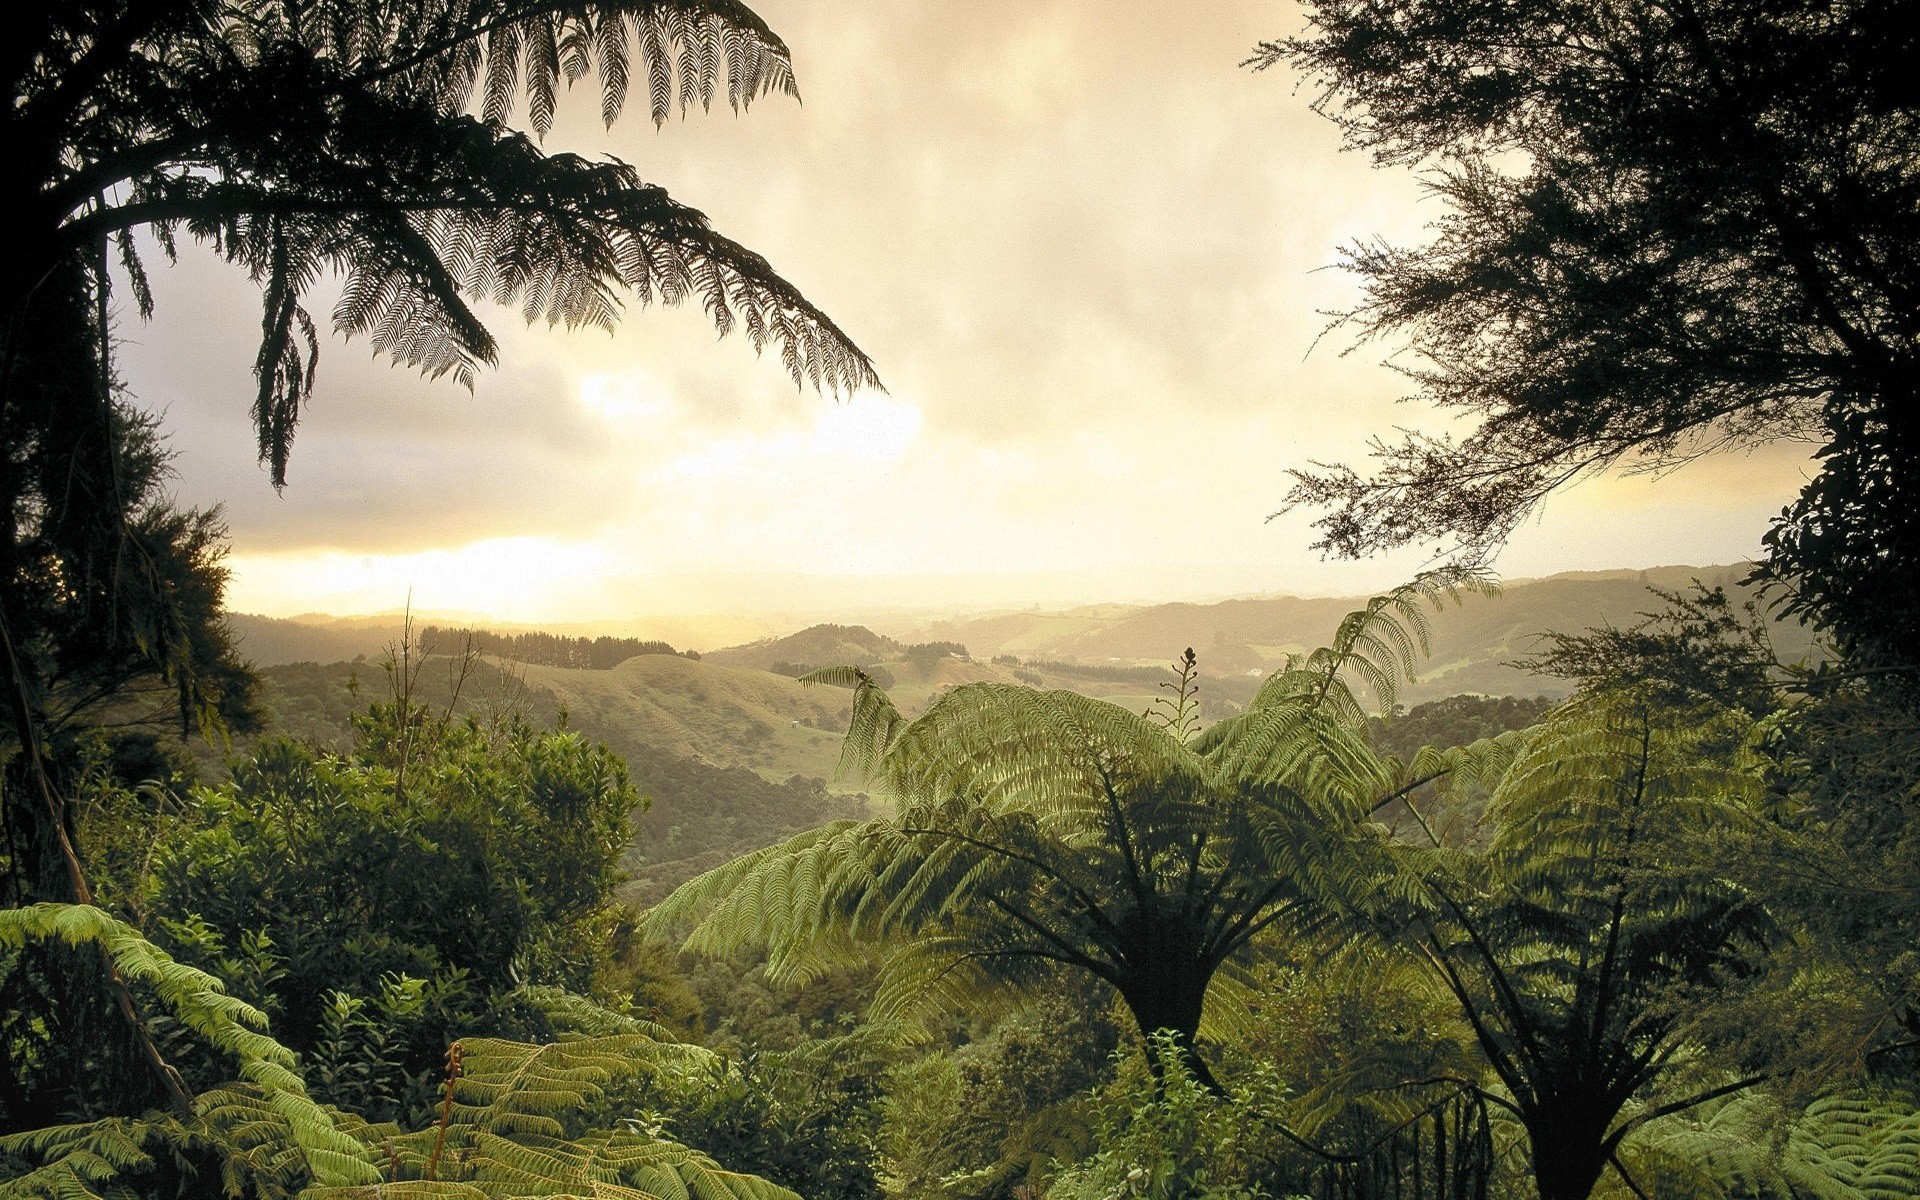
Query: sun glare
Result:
<box><xmin>577</xmin><ymin>370</ymin><xmax>670</xmax><ymax>422</ymax></box>
<box><xmin>225</xmin><ymin>538</ymin><xmax>618</xmax><ymax>622</ymax></box>
<box><xmin>811</xmin><ymin>394</ymin><xmax>922</xmax><ymax>460</ymax></box>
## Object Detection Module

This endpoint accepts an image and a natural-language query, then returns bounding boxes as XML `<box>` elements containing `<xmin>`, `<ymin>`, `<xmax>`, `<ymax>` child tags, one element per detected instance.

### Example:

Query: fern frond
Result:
<box><xmin>874</xmin><ymin>685</ymin><xmax>1199</xmax><ymax>820</ymax></box>
<box><xmin>1627</xmin><ymin>1089</ymin><xmax>1920</xmax><ymax>1200</ymax></box>
<box><xmin>309</xmin><ymin>1032</ymin><xmax>801</xmax><ymax>1200</ymax></box>
<box><xmin>511</xmin><ymin>984</ymin><xmax>694</xmax><ymax>1047</ymax></box>
<box><xmin>0</xmin><ymin>904</ymin><xmax>380</xmax><ymax>1192</ymax></box>
<box><xmin>1228</xmin><ymin>567</ymin><xmax>1496</xmax><ymax>722</ymax></box>
<box><xmin>1402</xmin><ymin>729</ymin><xmax>1533</xmax><ymax>799</ymax></box>
<box><xmin>802</xmin><ymin>666</ymin><xmax>907</xmax><ymax>781</ymax></box>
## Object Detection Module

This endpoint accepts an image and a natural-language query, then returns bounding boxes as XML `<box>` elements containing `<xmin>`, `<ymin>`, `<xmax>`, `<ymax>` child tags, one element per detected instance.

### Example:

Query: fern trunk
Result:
<box><xmin>1522</xmin><ymin>1101</ymin><xmax>1612</xmax><ymax>1200</ymax></box>
<box><xmin>1118</xmin><ymin>965</ymin><xmax>1222</xmax><ymax>1096</ymax></box>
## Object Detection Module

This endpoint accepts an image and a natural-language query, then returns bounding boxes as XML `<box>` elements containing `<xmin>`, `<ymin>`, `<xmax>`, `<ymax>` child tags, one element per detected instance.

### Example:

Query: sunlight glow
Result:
<box><xmin>577</xmin><ymin>370</ymin><xmax>670</xmax><ymax>423</ymax></box>
<box><xmin>226</xmin><ymin>538</ymin><xmax>618</xmax><ymax>622</ymax></box>
<box><xmin>811</xmin><ymin>394</ymin><xmax>923</xmax><ymax>460</ymax></box>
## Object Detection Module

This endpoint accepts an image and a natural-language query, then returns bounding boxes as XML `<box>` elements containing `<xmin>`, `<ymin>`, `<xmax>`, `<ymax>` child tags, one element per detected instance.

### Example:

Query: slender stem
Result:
<box><xmin>427</xmin><ymin>1041</ymin><xmax>464</xmax><ymax>1181</ymax></box>
<box><xmin>0</xmin><ymin>608</ymin><xmax>195</xmax><ymax>1116</ymax></box>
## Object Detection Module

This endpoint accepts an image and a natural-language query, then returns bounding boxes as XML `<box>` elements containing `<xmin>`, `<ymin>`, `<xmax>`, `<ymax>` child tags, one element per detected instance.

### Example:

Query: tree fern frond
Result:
<box><xmin>308</xmin><ymin>1033</ymin><xmax>801</xmax><ymax>1200</ymax></box>
<box><xmin>1229</xmin><ymin>567</ymin><xmax>1497</xmax><ymax>722</ymax></box>
<box><xmin>638</xmin><ymin>820</ymin><xmax>872</xmax><ymax>960</ymax></box>
<box><xmin>510</xmin><ymin>984</ymin><xmax>701</xmax><ymax>1050</ymax></box>
<box><xmin>0</xmin><ymin>904</ymin><xmax>381</xmax><ymax>1191</ymax></box>
<box><xmin>481</xmin><ymin>20</ymin><xmax>523</xmax><ymax>127</ymax></box>
<box><xmin>1628</xmin><ymin>1089</ymin><xmax>1920</xmax><ymax>1200</ymax></box>
<box><xmin>802</xmin><ymin>666</ymin><xmax>906</xmax><ymax>781</ymax></box>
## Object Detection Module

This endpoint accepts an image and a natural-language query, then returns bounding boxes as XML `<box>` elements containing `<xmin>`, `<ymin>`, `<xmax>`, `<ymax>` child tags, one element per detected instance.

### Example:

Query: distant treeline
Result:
<box><xmin>420</xmin><ymin>625</ymin><xmax>699</xmax><ymax>670</ymax></box>
<box><xmin>1019</xmin><ymin>659</ymin><xmax>1177</xmax><ymax>686</ymax></box>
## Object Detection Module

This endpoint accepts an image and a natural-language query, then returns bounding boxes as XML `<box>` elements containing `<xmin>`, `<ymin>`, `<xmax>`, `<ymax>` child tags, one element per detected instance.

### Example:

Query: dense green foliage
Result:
<box><xmin>2</xmin><ymin>682</ymin><xmax>872</xmax><ymax>1200</ymax></box>
<box><xmin>0</xmin><ymin>904</ymin><xmax>806</xmax><ymax>1200</ymax></box>
<box><xmin>18</xmin><ymin>597</ymin><xmax>1920</xmax><ymax>1200</ymax></box>
<box><xmin>158</xmin><ymin>707</ymin><xmax>637</xmax><ymax>1049</ymax></box>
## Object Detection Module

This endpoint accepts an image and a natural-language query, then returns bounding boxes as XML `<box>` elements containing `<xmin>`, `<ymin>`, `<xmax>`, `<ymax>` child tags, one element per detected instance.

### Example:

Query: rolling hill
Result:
<box><xmin>514</xmin><ymin>653</ymin><xmax>857</xmax><ymax>784</ymax></box>
<box><xmin>876</xmin><ymin>564</ymin><xmax>1814</xmax><ymax>704</ymax></box>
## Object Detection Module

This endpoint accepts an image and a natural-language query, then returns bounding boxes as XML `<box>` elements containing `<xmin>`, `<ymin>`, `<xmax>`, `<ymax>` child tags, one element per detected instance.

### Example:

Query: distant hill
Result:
<box><xmin>702</xmin><ymin>624</ymin><xmax>906</xmax><ymax>673</ymax></box>
<box><xmin>514</xmin><ymin>654</ymin><xmax>858</xmax><ymax>784</ymax></box>
<box><xmin>224</xmin><ymin>611</ymin><xmax>779</xmax><ymax>667</ymax></box>
<box><xmin>225</xmin><ymin>612</ymin><xmax>401</xmax><ymax>666</ymax></box>
<box><xmin>884</xmin><ymin>564</ymin><xmax>1814</xmax><ymax>704</ymax></box>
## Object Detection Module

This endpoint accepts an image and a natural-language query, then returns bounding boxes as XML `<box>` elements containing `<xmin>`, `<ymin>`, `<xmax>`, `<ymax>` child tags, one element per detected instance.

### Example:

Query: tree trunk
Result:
<box><xmin>1118</xmin><ymin>966</ymin><xmax>1223</xmax><ymax>1096</ymax></box>
<box><xmin>1523</xmin><ymin>1101</ymin><xmax>1612</xmax><ymax>1200</ymax></box>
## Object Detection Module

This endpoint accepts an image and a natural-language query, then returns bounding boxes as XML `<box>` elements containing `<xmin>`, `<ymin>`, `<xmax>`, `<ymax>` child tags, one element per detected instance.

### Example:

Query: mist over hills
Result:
<box><xmin>227</xmin><ymin>562</ymin><xmax>1814</xmax><ymax>705</ymax></box>
<box><xmin>693</xmin><ymin>563</ymin><xmax>1815</xmax><ymax>705</ymax></box>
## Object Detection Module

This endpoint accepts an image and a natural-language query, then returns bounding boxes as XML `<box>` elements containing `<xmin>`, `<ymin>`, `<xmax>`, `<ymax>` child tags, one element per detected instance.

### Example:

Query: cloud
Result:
<box><xmin>112</xmin><ymin>0</ymin><xmax>1812</xmax><ymax>622</ymax></box>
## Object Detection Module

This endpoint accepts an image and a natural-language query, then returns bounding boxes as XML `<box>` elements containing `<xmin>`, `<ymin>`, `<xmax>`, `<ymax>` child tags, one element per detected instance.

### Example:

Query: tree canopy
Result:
<box><xmin>1262</xmin><ymin>0</ymin><xmax>1920</xmax><ymax>670</ymax></box>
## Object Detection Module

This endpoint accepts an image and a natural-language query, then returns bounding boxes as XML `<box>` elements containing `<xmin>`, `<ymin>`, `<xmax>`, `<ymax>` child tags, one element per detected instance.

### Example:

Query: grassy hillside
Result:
<box><xmin>701</xmin><ymin>623</ymin><xmax>904</xmax><ymax>673</ymax></box>
<box><xmin>515</xmin><ymin>654</ymin><xmax>858</xmax><ymax>786</ymax></box>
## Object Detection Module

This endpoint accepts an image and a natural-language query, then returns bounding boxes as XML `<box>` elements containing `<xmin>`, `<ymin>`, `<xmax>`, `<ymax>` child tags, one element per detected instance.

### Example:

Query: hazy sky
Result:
<box><xmin>118</xmin><ymin>0</ymin><xmax>1813</xmax><ymax>624</ymax></box>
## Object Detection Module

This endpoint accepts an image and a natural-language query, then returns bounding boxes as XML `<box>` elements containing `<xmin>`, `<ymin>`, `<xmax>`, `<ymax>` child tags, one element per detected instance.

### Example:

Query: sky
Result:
<box><xmin>116</xmin><ymin>0</ymin><xmax>1815</xmax><ymax>627</ymax></box>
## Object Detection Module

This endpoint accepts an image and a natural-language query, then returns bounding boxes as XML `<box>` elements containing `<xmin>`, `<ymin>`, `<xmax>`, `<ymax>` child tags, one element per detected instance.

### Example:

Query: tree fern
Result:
<box><xmin>649</xmin><ymin>580</ymin><xmax>1507</xmax><ymax>1089</ymax></box>
<box><xmin>1377</xmin><ymin>683</ymin><xmax>1778</xmax><ymax>1200</ymax></box>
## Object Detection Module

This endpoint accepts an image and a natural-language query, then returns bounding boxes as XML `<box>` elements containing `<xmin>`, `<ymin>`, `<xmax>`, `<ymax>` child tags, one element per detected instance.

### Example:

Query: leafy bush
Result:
<box><xmin>1045</xmin><ymin>1034</ymin><xmax>1288</xmax><ymax>1200</ymax></box>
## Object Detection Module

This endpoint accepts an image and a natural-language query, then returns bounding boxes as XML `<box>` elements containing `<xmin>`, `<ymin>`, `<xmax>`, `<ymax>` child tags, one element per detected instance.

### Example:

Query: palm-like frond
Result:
<box><xmin>801</xmin><ymin>666</ymin><xmax>907</xmax><ymax>782</ymax></box>
<box><xmin>20</xmin><ymin>0</ymin><xmax>874</xmax><ymax>487</ymax></box>
<box><xmin>1400</xmin><ymin>730</ymin><xmax>1531</xmax><ymax>799</ymax></box>
<box><xmin>264</xmin><ymin>0</ymin><xmax>798</xmax><ymax>133</ymax></box>
<box><xmin>0</xmin><ymin>908</ymin><xmax>804</xmax><ymax>1200</ymax></box>
<box><xmin>313</xmin><ymin>1035</ymin><xmax>801</xmax><ymax>1200</ymax></box>
<box><xmin>512</xmin><ymin>984</ymin><xmax>693</xmax><ymax>1045</ymax></box>
<box><xmin>874</xmin><ymin>684</ymin><xmax>1204</xmax><ymax>822</ymax></box>
<box><xmin>0</xmin><ymin>903</ymin><xmax>380</xmax><ymax>1192</ymax></box>
<box><xmin>1225</xmin><ymin>567</ymin><xmax>1496</xmax><ymax>725</ymax></box>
